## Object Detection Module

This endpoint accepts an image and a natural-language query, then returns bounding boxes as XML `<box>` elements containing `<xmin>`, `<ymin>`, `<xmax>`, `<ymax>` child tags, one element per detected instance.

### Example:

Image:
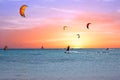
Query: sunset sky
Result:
<box><xmin>0</xmin><ymin>0</ymin><xmax>120</xmax><ymax>48</ymax></box>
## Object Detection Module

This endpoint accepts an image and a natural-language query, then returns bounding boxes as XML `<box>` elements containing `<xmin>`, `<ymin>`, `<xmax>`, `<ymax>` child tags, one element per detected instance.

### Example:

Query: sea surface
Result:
<box><xmin>0</xmin><ymin>48</ymin><xmax>120</xmax><ymax>80</ymax></box>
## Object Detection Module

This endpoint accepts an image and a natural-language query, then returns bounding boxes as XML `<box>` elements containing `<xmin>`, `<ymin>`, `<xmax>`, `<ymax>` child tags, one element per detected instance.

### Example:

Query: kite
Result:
<box><xmin>63</xmin><ymin>26</ymin><xmax>67</xmax><ymax>30</ymax></box>
<box><xmin>20</xmin><ymin>5</ymin><xmax>28</xmax><ymax>17</ymax></box>
<box><xmin>76</xmin><ymin>34</ymin><xmax>80</xmax><ymax>39</ymax></box>
<box><xmin>86</xmin><ymin>23</ymin><xmax>91</xmax><ymax>29</ymax></box>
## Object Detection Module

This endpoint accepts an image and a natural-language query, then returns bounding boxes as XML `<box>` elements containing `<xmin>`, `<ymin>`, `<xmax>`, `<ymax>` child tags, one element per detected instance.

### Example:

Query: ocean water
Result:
<box><xmin>0</xmin><ymin>48</ymin><xmax>120</xmax><ymax>80</ymax></box>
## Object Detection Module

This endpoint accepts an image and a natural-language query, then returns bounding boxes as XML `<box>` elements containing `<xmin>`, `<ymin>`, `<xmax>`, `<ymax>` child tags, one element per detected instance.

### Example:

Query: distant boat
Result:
<box><xmin>41</xmin><ymin>46</ymin><xmax>44</xmax><ymax>49</ymax></box>
<box><xmin>65</xmin><ymin>45</ymin><xmax>70</xmax><ymax>53</ymax></box>
<box><xmin>4</xmin><ymin>46</ymin><xmax>8</xmax><ymax>50</ymax></box>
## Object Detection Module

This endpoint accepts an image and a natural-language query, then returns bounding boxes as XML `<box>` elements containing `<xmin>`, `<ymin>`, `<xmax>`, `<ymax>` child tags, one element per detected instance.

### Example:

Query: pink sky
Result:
<box><xmin>0</xmin><ymin>0</ymin><xmax>120</xmax><ymax>48</ymax></box>
<box><xmin>0</xmin><ymin>12</ymin><xmax>120</xmax><ymax>48</ymax></box>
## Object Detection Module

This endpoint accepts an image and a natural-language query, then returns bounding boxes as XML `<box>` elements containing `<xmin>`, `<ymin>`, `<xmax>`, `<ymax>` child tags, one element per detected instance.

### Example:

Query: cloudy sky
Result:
<box><xmin>0</xmin><ymin>0</ymin><xmax>120</xmax><ymax>48</ymax></box>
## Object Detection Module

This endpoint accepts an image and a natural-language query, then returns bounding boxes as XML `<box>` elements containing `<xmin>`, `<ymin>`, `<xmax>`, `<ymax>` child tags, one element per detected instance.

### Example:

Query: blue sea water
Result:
<box><xmin>0</xmin><ymin>48</ymin><xmax>120</xmax><ymax>80</ymax></box>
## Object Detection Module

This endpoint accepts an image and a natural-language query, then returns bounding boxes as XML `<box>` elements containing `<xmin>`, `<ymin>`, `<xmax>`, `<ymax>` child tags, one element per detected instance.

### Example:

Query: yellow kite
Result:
<box><xmin>20</xmin><ymin>5</ymin><xmax>28</xmax><ymax>17</ymax></box>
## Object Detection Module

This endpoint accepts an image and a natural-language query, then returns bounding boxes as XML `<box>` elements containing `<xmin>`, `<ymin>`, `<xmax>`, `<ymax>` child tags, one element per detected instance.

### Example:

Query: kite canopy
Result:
<box><xmin>77</xmin><ymin>34</ymin><xmax>80</xmax><ymax>39</ymax></box>
<box><xmin>86</xmin><ymin>23</ymin><xmax>91</xmax><ymax>29</ymax></box>
<box><xmin>20</xmin><ymin>5</ymin><xmax>28</xmax><ymax>17</ymax></box>
<box><xmin>63</xmin><ymin>26</ymin><xmax>67</xmax><ymax>30</ymax></box>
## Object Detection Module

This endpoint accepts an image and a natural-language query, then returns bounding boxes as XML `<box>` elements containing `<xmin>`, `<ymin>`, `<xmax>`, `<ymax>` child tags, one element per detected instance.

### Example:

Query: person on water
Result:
<box><xmin>65</xmin><ymin>45</ymin><xmax>70</xmax><ymax>54</ymax></box>
<box><xmin>106</xmin><ymin>48</ymin><xmax>109</xmax><ymax>50</ymax></box>
<box><xmin>66</xmin><ymin>45</ymin><xmax>70</xmax><ymax>51</ymax></box>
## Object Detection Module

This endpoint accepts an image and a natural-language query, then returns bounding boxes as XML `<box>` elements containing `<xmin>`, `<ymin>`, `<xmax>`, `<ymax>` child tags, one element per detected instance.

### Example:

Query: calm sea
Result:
<box><xmin>0</xmin><ymin>48</ymin><xmax>120</xmax><ymax>80</ymax></box>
